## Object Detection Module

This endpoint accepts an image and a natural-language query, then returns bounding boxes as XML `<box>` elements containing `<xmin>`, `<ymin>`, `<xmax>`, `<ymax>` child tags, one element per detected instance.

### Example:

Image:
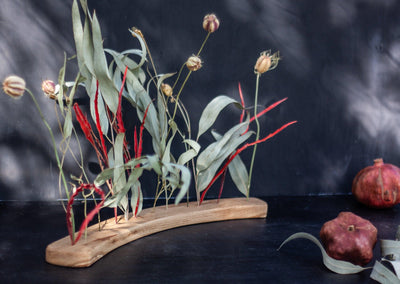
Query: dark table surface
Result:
<box><xmin>0</xmin><ymin>195</ymin><xmax>399</xmax><ymax>284</ymax></box>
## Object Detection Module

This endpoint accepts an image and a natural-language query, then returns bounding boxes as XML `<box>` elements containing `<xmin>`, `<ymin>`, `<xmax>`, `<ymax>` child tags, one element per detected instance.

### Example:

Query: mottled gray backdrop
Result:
<box><xmin>1</xmin><ymin>0</ymin><xmax>400</xmax><ymax>200</ymax></box>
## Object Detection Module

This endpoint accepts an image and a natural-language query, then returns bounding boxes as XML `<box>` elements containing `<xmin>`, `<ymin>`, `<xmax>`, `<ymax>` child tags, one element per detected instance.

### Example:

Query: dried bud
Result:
<box><xmin>254</xmin><ymin>50</ymin><xmax>280</xmax><ymax>75</ymax></box>
<box><xmin>161</xmin><ymin>83</ymin><xmax>173</xmax><ymax>97</ymax></box>
<box><xmin>2</xmin><ymin>75</ymin><xmax>25</xmax><ymax>99</ymax></box>
<box><xmin>41</xmin><ymin>80</ymin><xmax>56</xmax><ymax>100</ymax></box>
<box><xmin>186</xmin><ymin>55</ymin><xmax>202</xmax><ymax>71</ymax></box>
<box><xmin>203</xmin><ymin>14</ymin><xmax>220</xmax><ymax>33</ymax></box>
<box><xmin>130</xmin><ymin>27</ymin><xmax>144</xmax><ymax>39</ymax></box>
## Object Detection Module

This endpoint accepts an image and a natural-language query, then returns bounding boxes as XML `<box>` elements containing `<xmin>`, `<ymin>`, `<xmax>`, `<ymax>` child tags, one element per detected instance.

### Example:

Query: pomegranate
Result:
<box><xmin>320</xmin><ymin>212</ymin><xmax>377</xmax><ymax>266</ymax></box>
<box><xmin>352</xmin><ymin>158</ymin><xmax>400</xmax><ymax>208</ymax></box>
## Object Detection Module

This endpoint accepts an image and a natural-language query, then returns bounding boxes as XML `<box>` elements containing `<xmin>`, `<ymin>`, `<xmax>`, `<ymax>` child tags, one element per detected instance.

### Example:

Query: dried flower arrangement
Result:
<box><xmin>2</xmin><ymin>0</ymin><xmax>296</xmax><ymax>267</ymax></box>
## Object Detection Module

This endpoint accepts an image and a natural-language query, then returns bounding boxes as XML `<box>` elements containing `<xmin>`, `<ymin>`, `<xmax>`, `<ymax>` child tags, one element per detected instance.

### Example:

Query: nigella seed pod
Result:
<box><xmin>161</xmin><ymin>83</ymin><xmax>173</xmax><ymax>97</ymax></box>
<box><xmin>2</xmin><ymin>75</ymin><xmax>26</xmax><ymax>99</ymax></box>
<box><xmin>203</xmin><ymin>13</ymin><xmax>220</xmax><ymax>33</ymax></box>
<box><xmin>41</xmin><ymin>80</ymin><xmax>56</xmax><ymax>100</ymax></box>
<box><xmin>186</xmin><ymin>55</ymin><xmax>202</xmax><ymax>71</ymax></box>
<box><xmin>254</xmin><ymin>50</ymin><xmax>280</xmax><ymax>75</ymax></box>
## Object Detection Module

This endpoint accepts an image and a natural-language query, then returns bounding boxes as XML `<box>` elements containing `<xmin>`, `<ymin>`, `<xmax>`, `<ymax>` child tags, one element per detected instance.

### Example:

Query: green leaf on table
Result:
<box><xmin>278</xmin><ymin>232</ymin><xmax>370</xmax><ymax>275</ymax></box>
<box><xmin>370</xmin><ymin>261</ymin><xmax>400</xmax><ymax>284</ymax></box>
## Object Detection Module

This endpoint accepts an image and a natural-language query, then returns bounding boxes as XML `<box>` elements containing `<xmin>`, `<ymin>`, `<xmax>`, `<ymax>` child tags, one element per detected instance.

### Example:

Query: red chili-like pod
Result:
<box><xmin>352</xmin><ymin>158</ymin><xmax>400</xmax><ymax>208</ymax></box>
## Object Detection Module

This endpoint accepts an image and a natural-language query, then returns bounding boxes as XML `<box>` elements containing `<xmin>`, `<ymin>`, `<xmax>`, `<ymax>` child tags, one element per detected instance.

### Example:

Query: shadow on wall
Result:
<box><xmin>1</xmin><ymin>0</ymin><xmax>400</xmax><ymax>200</ymax></box>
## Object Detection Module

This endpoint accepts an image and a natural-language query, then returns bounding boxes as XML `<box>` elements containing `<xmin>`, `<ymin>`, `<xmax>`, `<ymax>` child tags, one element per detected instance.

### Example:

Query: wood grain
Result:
<box><xmin>45</xmin><ymin>197</ymin><xmax>268</xmax><ymax>267</ymax></box>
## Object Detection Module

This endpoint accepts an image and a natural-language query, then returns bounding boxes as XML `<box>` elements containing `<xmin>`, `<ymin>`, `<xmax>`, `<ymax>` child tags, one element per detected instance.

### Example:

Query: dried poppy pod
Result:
<box><xmin>2</xmin><ymin>75</ymin><xmax>25</xmax><ymax>99</ymax></box>
<box><xmin>254</xmin><ymin>50</ymin><xmax>280</xmax><ymax>74</ymax></box>
<box><xmin>203</xmin><ymin>13</ymin><xmax>220</xmax><ymax>33</ymax></box>
<box><xmin>186</xmin><ymin>55</ymin><xmax>202</xmax><ymax>71</ymax></box>
<box><xmin>41</xmin><ymin>80</ymin><xmax>56</xmax><ymax>100</ymax></box>
<box><xmin>161</xmin><ymin>83</ymin><xmax>173</xmax><ymax>97</ymax></box>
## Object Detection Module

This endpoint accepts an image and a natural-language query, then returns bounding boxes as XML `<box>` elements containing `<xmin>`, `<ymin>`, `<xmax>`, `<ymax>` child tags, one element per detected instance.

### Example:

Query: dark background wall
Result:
<box><xmin>1</xmin><ymin>0</ymin><xmax>400</xmax><ymax>201</ymax></box>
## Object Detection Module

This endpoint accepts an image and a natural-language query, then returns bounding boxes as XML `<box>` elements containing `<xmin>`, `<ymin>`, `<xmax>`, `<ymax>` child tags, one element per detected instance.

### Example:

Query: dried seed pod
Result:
<box><xmin>41</xmin><ymin>80</ymin><xmax>56</xmax><ymax>100</ymax></box>
<box><xmin>186</xmin><ymin>55</ymin><xmax>202</xmax><ymax>71</ymax></box>
<box><xmin>161</xmin><ymin>83</ymin><xmax>173</xmax><ymax>97</ymax></box>
<box><xmin>2</xmin><ymin>75</ymin><xmax>25</xmax><ymax>99</ymax></box>
<box><xmin>203</xmin><ymin>13</ymin><xmax>220</xmax><ymax>33</ymax></box>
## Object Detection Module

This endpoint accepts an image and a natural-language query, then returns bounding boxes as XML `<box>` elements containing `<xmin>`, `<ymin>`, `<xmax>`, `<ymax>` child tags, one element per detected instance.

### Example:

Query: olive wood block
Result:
<box><xmin>46</xmin><ymin>197</ymin><xmax>268</xmax><ymax>267</ymax></box>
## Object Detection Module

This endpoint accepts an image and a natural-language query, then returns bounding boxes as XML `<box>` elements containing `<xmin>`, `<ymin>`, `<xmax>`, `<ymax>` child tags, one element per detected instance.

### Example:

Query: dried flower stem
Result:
<box><xmin>247</xmin><ymin>74</ymin><xmax>262</xmax><ymax>197</ymax></box>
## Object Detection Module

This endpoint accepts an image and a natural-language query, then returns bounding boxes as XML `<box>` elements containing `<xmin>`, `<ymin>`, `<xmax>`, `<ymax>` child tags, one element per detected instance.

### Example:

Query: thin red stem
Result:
<box><xmin>116</xmin><ymin>66</ymin><xmax>128</xmax><ymax>134</ymax></box>
<box><xmin>66</xmin><ymin>184</ymin><xmax>105</xmax><ymax>245</ymax></box>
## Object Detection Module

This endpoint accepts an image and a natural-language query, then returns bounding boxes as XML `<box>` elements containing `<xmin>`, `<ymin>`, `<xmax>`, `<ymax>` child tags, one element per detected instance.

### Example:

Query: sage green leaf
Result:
<box><xmin>162</xmin><ymin>120</ymin><xmax>177</xmax><ymax>164</ymax></box>
<box><xmin>129</xmin><ymin>29</ymin><xmax>147</xmax><ymax>69</ymax></box>
<box><xmin>91</xmin><ymin>12</ymin><xmax>119</xmax><ymax>113</ymax></box>
<box><xmin>278</xmin><ymin>232</ymin><xmax>369</xmax><ymax>274</ymax></box>
<box><xmin>196</xmin><ymin>120</ymin><xmax>249</xmax><ymax>172</ymax></box>
<box><xmin>94</xmin><ymin>167</ymin><xmax>114</xmax><ymax>187</ymax></box>
<box><xmin>196</xmin><ymin>124</ymin><xmax>253</xmax><ymax>192</ymax></box>
<box><xmin>370</xmin><ymin>261</ymin><xmax>400</xmax><ymax>284</ymax></box>
<box><xmin>113</xmin><ymin>133</ymin><xmax>127</xmax><ymax>206</ymax></box>
<box><xmin>57</xmin><ymin>53</ymin><xmax>67</xmax><ymax>110</ymax></box>
<box><xmin>211</xmin><ymin>131</ymin><xmax>248</xmax><ymax>197</ymax></box>
<box><xmin>382</xmin><ymin>239</ymin><xmax>400</xmax><ymax>260</ymax></box>
<box><xmin>197</xmin><ymin>95</ymin><xmax>242</xmax><ymax>140</ymax></box>
<box><xmin>79</xmin><ymin>0</ymin><xmax>88</xmax><ymax>15</ymax></box>
<box><xmin>72</xmin><ymin>0</ymin><xmax>84</xmax><ymax>70</ymax></box>
<box><xmin>172</xmin><ymin>164</ymin><xmax>191</xmax><ymax>205</ymax></box>
<box><xmin>63</xmin><ymin>109</ymin><xmax>73</xmax><ymax>139</ymax></box>
<box><xmin>82</xmin><ymin>15</ymin><xmax>94</xmax><ymax>76</ymax></box>
<box><xmin>130</xmin><ymin>181</ymin><xmax>143</xmax><ymax>216</ymax></box>
<box><xmin>89</xmin><ymin>77</ymin><xmax>109</xmax><ymax>135</ymax></box>
<box><xmin>382</xmin><ymin>259</ymin><xmax>400</xmax><ymax>280</ymax></box>
<box><xmin>178</xmin><ymin>139</ymin><xmax>201</xmax><ymax>165</ymax></box>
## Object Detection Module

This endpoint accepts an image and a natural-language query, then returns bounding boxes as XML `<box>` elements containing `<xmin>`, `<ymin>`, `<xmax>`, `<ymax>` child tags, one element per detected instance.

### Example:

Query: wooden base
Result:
<box><xmin>45</xmin><ymin>197</ymin><xmax>268</xmax><ymax>267</ymax></box>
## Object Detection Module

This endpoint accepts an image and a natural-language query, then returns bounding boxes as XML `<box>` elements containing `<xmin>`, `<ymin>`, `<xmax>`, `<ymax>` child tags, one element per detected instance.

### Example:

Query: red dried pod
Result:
<box><xmin>352</xmin><ymin>158</ymin><xmax>400</xmax><ymax>208</ymax></box>
<box><xmin>320</xmin><ymin>212</ymin><xmax>377</xmax><ymax>266</ymax></box>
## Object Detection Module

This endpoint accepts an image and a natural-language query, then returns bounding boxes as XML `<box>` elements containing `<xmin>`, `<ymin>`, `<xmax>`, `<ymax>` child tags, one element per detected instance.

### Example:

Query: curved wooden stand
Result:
<box><xmin>45</xmin><ymin>197</ymin><xmax>268</xmax><ymax>267</ymax></box>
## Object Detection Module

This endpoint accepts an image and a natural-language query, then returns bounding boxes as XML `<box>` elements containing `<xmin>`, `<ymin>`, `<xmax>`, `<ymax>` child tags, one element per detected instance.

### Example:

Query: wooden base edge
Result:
<box><xmin>45</xmin><ymin>197</ymin><xmax>268</xmax><ymax>268</ymax></box>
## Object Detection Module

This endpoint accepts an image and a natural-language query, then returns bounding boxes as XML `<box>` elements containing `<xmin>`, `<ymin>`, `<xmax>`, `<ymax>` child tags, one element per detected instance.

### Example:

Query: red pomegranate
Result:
<box><xmin>320</xmin><ymin>212</ymin><xmax>377</xmax><ymax>266</ymax></box>
<box><xmin>352</xmin><ymin>158</ymin><xmax>400</xmax><ymax>208</ymax></box>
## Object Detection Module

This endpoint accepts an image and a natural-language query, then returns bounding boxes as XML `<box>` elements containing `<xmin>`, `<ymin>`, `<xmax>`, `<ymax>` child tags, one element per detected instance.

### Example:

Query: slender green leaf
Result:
<box><xmin>91</xmin><ymin>12</ymin><xmax>119</xmax><ymax>113</ymax></box>
<box><xmin>178</xmin><ymin>139</ymin><xmax>201</xmax><ymax>165</ymax></box>
<box><xmin>197</xmin><ymin>95</ymin><xmax>242</xmax><ymax>140</ymax></box>
<box><xmin>211</xmin><ymin>131</ymin><xmax>248</xmax><ymax>197</ymax></box>
<box><xmin>63</xmin><ymin>109</ymin><xmax>73</xmax><ymax>139</ymax></box>
<box><xmin>381</xmin><ymin>239</ymin><xmax>400</xmax><ymax>260</ymax></box>
<box><xmin>370</xmin><ymin>261</ymin><xmax>400</xmax><ymax>284</ymax></box>
<box><xmin>172</xmin><ymin>164</ymin><xmax>191</xmax><ymax>205</ymax></box>
<box><xmin>278</xmin><ymin>232</ymin><xmax>370</xmax><ymax>274</ymax></box>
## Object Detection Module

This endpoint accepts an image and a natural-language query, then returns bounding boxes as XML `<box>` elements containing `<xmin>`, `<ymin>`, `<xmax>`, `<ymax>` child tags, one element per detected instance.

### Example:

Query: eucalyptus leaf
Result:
<box><xmin>370</xmin><ymin>261</ymin><xmax>400</xmax><ymax>284</ymax></box>
<box><xmin>63</xmin><ymin>110</ymin><xmax>73</xmax><ymax>139</ymax></box>
<box><xmin>197</xmin><ymin>95</ymin><xmax>242</xmax><ymax>140</ymax></box>
<box><xmin>89</xmin><ymin>77</ymin><xmax>109</xmax><ymax>135</ymax></box>
<box><xmin>211</xmin><ymin>131</ymin><xmax>248</xmax><ymax>197</ymax></box>
<box><xmin>196</xmin><ymin>121</ymin><xmax>253</xmax><ymax>192</ymax></box>
<box><xmin>57</xmin><ymin>53</ymin><xmax>67</xmax><ymax>110</ymax></box>
<box><xmin>278</xmin><ymin>232</ymin><xmax>370</xmax><ymax>274</ymax></box>
<box><xmin>382</xmin><ymin>258</ymin><xmax>400</xmax><ymax>279</ymax></box>
<box><xmin>91</xmin><ymin>12</ymin><xmax>119</xmax><ymax>113</ymax></box>
<box><xmin>382</xmin><ymin>239</ymin><xmax>400</xmax><ymax>260</ymax></box>
<box><xmin>178</xmin><ymin>139</ymin><xmax>201</xmax><ymax>165</ymax></box>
